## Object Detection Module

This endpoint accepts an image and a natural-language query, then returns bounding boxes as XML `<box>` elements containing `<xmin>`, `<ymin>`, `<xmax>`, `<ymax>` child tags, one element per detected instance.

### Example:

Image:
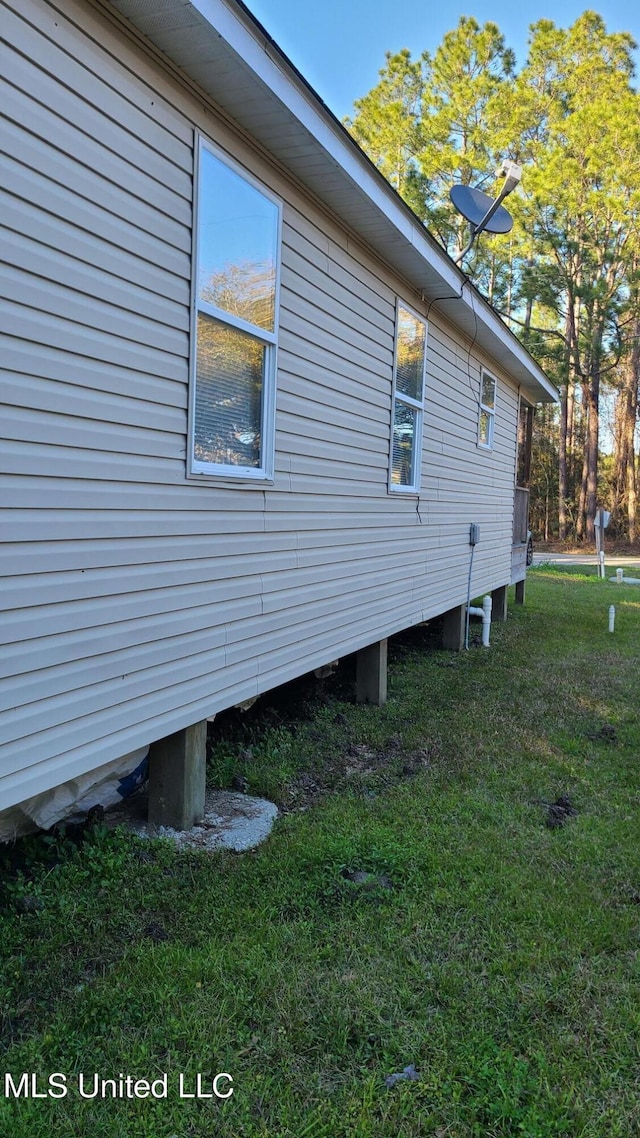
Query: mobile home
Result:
<box><xmin>1</xmin><ymin>0</ymin><xmax>556</xmax><ymax>830</ymax></box>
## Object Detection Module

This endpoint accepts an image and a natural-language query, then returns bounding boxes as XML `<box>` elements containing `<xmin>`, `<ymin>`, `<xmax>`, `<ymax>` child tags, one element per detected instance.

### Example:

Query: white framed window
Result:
<box><xmin>189</xmin><ymin>137</ymin><xmax>282</xmax><ymax>479</ymax></box>
<box><xmin>478</xmin><ymin>371</ymin><xmax>496</xmax><ymax>449</ymax></box>
<box><xmin>389</xmin><ymin>302</ymin><xmax>427</xmax><ymax>492</ymax></box>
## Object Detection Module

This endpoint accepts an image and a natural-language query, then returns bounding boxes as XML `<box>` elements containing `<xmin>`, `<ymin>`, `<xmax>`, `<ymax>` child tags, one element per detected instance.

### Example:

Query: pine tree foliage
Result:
<box><xmin>345</xmin><ymin>11</ymin><xmax>640</xmax><ymax>543</ymax></box>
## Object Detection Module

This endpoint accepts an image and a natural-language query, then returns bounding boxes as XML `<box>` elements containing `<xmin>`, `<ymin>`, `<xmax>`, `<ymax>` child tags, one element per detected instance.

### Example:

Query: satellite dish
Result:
<box><xmin>449</xmin><ymin>162</ymin><xmax>522</xmax><ymax>264</ymax></box>
<box><xmin>450</xmin><ymin>185</ymin><xmax>513</xmax><ymax>234</ymax></box>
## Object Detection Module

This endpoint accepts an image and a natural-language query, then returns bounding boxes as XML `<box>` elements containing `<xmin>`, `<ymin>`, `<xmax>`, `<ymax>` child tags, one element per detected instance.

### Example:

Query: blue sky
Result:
<box><xmin>246</xmin><ymin>0</ymin><xmax>639</xmax><ymax>120</ymax></box>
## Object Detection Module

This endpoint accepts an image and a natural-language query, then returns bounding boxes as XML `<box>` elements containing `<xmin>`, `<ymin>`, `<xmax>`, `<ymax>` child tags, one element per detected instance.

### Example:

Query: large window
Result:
<box><xmin>478</xmin><ymin>372</ymin><xmax>496</xmax><ymax>449</ymax></box>
<box><xmin>190</xmin><ymin>139</ymin><xmax>281</xmax><ymax>478</ymax></box>
<box><xmin>389</xmin><ymin>303</ymin><xmax>427</xmax><ymax>492</ymax></box>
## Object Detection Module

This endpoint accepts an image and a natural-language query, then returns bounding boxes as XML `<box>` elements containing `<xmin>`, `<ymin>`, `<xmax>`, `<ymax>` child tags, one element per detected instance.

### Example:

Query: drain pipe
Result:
<box><xmin>468</xmin><ymin>595</ymin><xmax>493</xmax><ymax>647</ymax></box>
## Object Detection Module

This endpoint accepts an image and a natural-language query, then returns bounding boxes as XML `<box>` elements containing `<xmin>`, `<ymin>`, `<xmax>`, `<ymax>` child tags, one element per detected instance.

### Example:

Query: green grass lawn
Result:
<box><xmin>2</xmin><ymin>568</ymin><xmax>640</xmax><ymax>1137</ymax></box>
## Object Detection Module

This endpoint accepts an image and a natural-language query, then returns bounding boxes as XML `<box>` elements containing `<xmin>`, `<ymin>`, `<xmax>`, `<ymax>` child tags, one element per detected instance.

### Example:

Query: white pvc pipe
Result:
<box><xmin>616</xmin><ymin>568</ymin><xmax>623</xmax><ymax>584</ymax></box>
<box><xmin>609</xmin><ymin>605</ymin><xmax>616</xmax><ymax>633</ymax></box>
<box><xmin>467</xmin><ymin>595</ymin><xmax>492</xmax><ymax>647</ymax></box>
<box><xmin>482</xmin><ymin>594</ymin><xmax>492</xmax><ymax>647</ymax></box>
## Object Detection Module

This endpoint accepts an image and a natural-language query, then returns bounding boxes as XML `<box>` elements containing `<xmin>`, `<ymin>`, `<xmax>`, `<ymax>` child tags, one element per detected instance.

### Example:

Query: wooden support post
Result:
<box><xmin>148</xmin><ymin>720</ymin><xmax>207</xmax><ymax>830</ymax></box>
<box><xmin>442</xmin><ymin>603</ymin><xmax>466</xmax><ymax>651</ymax></box>
<box><xmin>515</xmin><ymin>578</ymin><xmax>526</xmax><ymax>605</ymax></box>
<box><xmin>491</xmin><ymin>585</ymin><xmax>508</xmax><ymax>622</ymax></box>
<box><xmin>356</xmin><ymin>639</ymin><xmax>387</xmax><ymax>706</ymax></box>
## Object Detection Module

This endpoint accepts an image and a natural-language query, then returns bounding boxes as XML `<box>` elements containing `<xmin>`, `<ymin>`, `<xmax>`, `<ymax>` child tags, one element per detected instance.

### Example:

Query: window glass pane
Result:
<box><xmin>391</xmin><ymin>401</ymin><xmax>417</xmax><ymax>486</ymax></box>
<box><xmin>194</xmin><ymin>313</ymin><xmax>265</xmax><ymax>468</ymax></box>
<box><xmin>479</xmin><ymin>408</ymin><xmax>492</xmax><ymax>446</ymax></box>
<box><xmin>198</xmin><ymin>148</ymin><xmax>278</xmax><ymax>332</ymax></box>
<box><xmin>395</xmin><ymin>307</ymin><xmax>426</xmax><ymax>401</ymax></box>
<box><xmin>482</xmin><ymin>374</ymin><xmax>495</xmax><ymax>410</ymax></box>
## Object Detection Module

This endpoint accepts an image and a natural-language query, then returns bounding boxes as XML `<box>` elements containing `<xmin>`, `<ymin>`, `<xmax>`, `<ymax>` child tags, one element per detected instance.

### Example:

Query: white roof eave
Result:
<box><xmin>108</xmin><ymin>0</ymin><xmax>558</xmax><ymax>404</ymax></box>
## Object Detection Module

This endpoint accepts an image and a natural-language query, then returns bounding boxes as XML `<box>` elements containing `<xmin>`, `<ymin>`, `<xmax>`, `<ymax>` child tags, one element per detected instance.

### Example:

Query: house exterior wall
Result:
<box><xmin>1</xmin><ymin>0</ymin><xmax>521</xmax><ymax>811</ymax></box>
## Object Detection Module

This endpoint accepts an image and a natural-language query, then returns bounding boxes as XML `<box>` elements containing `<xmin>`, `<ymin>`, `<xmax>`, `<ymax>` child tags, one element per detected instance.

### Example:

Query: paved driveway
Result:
<box><xmin>532</xmin><ymin>551</ymin><xmax>640</xmax><ymax>569</ymax></box>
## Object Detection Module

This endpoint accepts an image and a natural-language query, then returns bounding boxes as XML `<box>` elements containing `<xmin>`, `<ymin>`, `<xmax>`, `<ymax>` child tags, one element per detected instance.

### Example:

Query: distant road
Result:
<box><xmin>532</xmin><ymin>551</ymin><xmax>640</xmax><ymax>568</ymax></box>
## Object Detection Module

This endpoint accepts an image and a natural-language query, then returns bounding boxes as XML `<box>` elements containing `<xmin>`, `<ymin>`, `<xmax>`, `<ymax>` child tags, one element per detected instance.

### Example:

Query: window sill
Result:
<box><xmin>186</xmin><ymin>471</ymin><xmax>275</xmax><ymax>488</ymax></box>
<box><xmin>388</xmin><ymin>485</ymin><xmax>421</xmax><ymax>496</ymax></box>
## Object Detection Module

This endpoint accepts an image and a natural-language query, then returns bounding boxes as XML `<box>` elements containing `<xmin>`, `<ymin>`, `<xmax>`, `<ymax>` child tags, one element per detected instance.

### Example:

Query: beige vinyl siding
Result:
<box><xmin>2</xmin><ymin>0</ymin><xmax>520</xmax><ymax>810</ymax></box>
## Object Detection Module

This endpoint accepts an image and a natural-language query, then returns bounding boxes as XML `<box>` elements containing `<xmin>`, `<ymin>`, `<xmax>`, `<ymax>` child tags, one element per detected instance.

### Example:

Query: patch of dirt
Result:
<box><xmin>543</xmin><ymin>795</ymin><xmax>578</xmax><ymax>830</ymax></box>
<box><xmin>280</xmin><ymin>772</ymin><xmax>325</xmax><ymax>813</ymax></box>
<box><xmin>143</xmin><ymin>920</ymin><xmax>169</xmax><ymax>942</ymax></box>
<box><xmin>341</xmin><ymin>868</ymin><xmax>394</xmax><ymax>891</ymax></box>
<box><xmin>619</xmin><ymin>886</ymin><xmax>640</xmax><ymax>906</ymax></box>
<box><xmin>587</xmin><ymin>723</ymin><xmax>619</xmax><ymax>744</ymax></box>
<box><xmin>278</xmin><ymin>741</ymin><xmax>437</xmax><ymax>813</ymax></box>
<box><xmin>207</xmin><ymin>635</ymin><xmax>445</xmax><ymax>814</ymax></box>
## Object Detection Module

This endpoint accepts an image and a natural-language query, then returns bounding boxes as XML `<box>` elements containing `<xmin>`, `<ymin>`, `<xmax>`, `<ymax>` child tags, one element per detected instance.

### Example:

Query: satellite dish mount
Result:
<box><xmin>450</xmin><ymin>161</ymin><xmax>522</xmax><ymax>265</ymax></box>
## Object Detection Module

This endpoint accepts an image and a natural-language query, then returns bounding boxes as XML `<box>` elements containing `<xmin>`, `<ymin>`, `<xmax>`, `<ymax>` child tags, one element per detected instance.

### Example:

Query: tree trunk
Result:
<box><xmin>584</xmin><ymin>369</ymin><xmax>600</xmax><ymax>544</ymax></box>
<box><xmin>626</xmin><ymin>321</ymin><xmax>640</xmax><ymax>541</ymax></box>
<box><xmin>628</xmin><ymin>444</ymin><xmax>637</xmax><ymax>542</ymax></box>
<box><xmin>558</xmin><ymin>385</ymin><xmax>569</xmax><ymax>541</ymax></box>
<box><xmin>567</xmin><ymin>383</ymin><xmax>575</xmax><ymax>468</ymax></box>
<box><xmin>576</xmin><ymin>381</ymin><xmax>590</xmax><ymax>541</ymax></box>
<box><xmin>558</xmin><ymin>307</ymin><xmax>574</xmax><ymax>541</ymax></box>
<box><xmin>619</xmin><ymin>316</ymin><xmax>640</xmax><ymax>541</ymax></box>
<box><xmin>612</xmin><ymin>389</ymin><xmax>627</xmax><ymax>528</ymax></box>
<box><xmin>612</xmin><ymin>370</ymin><xmax>636</xmax><ymax>536</ymax></box>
